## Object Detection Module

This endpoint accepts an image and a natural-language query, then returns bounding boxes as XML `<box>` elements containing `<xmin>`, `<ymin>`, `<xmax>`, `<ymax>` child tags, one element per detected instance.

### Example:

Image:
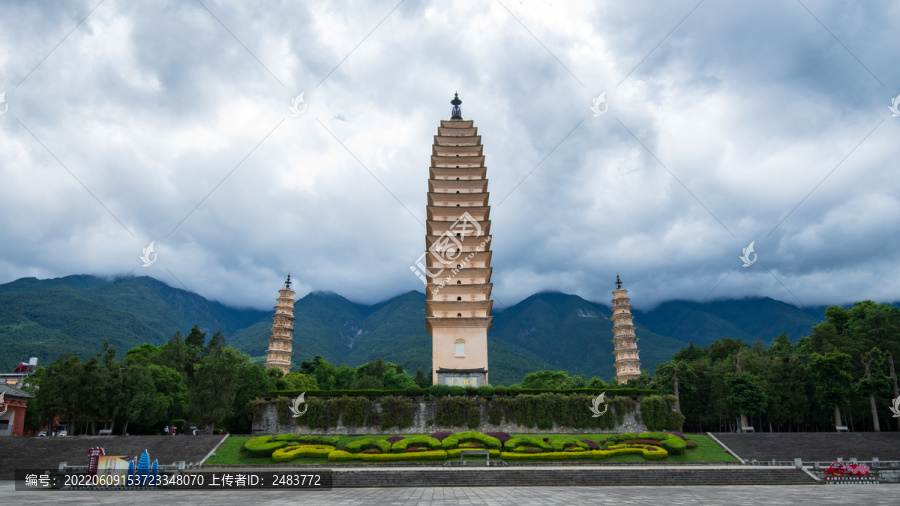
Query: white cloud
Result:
<box><xmin>0</xmin><ymin>0</ymin><xmax>898</xmax><ymax>311</ymax></box>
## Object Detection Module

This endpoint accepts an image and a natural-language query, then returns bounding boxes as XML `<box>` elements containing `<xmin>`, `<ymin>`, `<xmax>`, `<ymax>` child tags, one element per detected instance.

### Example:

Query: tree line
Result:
<box><xmin>23</xmin><ymin>327</ymin><xmax>432</xmax><ymax>435</ymax></box>
<box><xmin>647</xmin><ymin>301</ymin><xmax>900</xmax><ymax>432</ymax></box>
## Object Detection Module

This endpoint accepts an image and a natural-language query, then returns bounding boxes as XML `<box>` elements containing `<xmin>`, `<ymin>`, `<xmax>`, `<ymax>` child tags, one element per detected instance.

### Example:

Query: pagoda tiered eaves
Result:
<box><xmin>427</xmin><ymin>105</ymin><xmax>493</xmax><ymax>387</ymax></box>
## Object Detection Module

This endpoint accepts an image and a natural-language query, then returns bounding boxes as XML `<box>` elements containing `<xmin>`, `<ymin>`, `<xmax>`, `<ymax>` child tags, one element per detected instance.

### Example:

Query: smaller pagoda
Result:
<box><xmin>265</xmin><ymin>274</ymin><xmax>296</xmax><ymax>375</ymax></box>
<box><xmin>611</xmin><ymin>275</ymin><xmax>641</xmax><ymax>385</ymax></box>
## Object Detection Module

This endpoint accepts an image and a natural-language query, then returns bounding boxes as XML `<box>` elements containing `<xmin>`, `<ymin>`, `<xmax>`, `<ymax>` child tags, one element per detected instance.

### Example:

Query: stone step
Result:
<box><xmin>711</xmin><ymin>432</ymin><xmax>900</xmax><ymax>462</ymax></box>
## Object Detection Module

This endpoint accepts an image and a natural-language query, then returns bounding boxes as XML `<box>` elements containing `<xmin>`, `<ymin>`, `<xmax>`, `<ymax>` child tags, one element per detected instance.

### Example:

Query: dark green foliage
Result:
<box><xmin>435</xmin><ymin>396</ymin><xmax>478</xmax><ymax>427</ymax></box>
<box><xmin>380</xmin><ymin>396</ymin><xmax>415</xmax><ymax>430</ymax></box>
<box><xmin>476</xmin><ymin>386</ymin><xmax>495</xmax><ymax>397</ymax></box>
<box><xmin>467</xmin><ymin>404</ymin><xmax>481</xmax><ymax>428</ymax></box>
<box><xmin>342</xmin><ymin>396</ymin><xmax>379</xmax><ymax>427</ymax></box>
<box><xmin>640</xmin><ymin>395</ymin><xmax>683</xmax><ymax>431</ymax></box>
<box><xmin>429</xmin><ymin>385</ymin><xmax>451</xmax><ymax>397</ymax></box>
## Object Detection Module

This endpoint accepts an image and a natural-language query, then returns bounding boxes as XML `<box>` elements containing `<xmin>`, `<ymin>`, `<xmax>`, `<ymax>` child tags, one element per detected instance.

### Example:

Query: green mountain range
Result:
<box><xmin>0</xmin><ymin>275</ymin><xmax>829</xmax><ymax>385</ymax></box>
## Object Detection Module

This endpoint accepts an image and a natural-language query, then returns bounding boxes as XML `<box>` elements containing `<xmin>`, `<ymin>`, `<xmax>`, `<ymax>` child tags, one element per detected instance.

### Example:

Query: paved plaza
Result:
<box><xmin>2</xmin><ymin>482</ymin><xmax>897</xmax><ymax>505</ymax></box>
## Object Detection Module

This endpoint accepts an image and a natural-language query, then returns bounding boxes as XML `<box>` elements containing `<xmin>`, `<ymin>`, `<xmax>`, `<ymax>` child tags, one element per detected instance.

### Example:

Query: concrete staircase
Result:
<box><xmin>0</xmin><ymin>435</ymin><xmax>224</xmax><ymax>479</ymax></box>
<box><xmin>711</xmin><ymin>432</ymin><xmax>900</xmax><ymax>462</ymax></box>
<box><xmin>329</xmin><ymin>466</ymin><xmax>817</xmax><ymax>487</ymax></box>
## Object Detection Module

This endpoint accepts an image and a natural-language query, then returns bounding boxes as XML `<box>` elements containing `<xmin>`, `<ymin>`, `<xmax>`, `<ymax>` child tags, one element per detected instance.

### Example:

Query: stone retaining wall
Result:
<box><xmin>252</xmin><ymin>399</ymin><xmax>648</xmax><ymax>435</ymax></box>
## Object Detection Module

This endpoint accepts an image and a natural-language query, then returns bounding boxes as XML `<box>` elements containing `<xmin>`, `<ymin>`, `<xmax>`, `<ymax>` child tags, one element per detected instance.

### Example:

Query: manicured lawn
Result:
<box><xmin>204</xmin><ymin>433</ymin><xmax>736</xmax><ymax>465</ymax></box>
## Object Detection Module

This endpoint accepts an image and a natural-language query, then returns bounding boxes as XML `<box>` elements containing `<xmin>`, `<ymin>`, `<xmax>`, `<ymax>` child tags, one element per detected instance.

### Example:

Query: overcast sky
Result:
<box><xmin>1</xmin><ymin>0</ymin><xmax>898</xmax><ymax>311</ymax></box>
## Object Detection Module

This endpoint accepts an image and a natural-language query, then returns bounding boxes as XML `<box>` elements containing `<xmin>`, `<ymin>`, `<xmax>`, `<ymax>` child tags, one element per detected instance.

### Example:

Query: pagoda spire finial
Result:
<box><xmin>616</xmin><ymin>274</ymin><xmax>622</xmax><ymax>289</ymax></box>
<box><xmin>450</xmin><ymin>92</ymin><xmax>463</xmax><ymax>120</ymax></box>
<box><xmin>284</xmin><ymin>273</ymin><xmax>292</xmax><ymax>290</ymax></box>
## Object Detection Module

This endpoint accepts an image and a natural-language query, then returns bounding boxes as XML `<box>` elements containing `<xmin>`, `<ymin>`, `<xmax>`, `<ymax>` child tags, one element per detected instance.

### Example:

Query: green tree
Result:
<box><xmin>188</xmin><ymin>348</ymin><xmax>242</xmax><ymax>433</ymax></box>
<box><xmin>858</xmin><ymin>348</ymin><xmax>893</xmax><ymax>432</ymax></box>
<box><xmin>414</xmin><ymin>368</ymin><xmax>429</xmax><ymax>388</ymax></box>
<box><xmin>725</xmin><ymin>373</ymin><xmax>768</xmax><ymax>428</ymax></box>
<box><xmin>224</xmin><ymin>363</ymin><xmax>272</xmax><ymax>433</ymax></box>
<box><xmin>806</xmin><ymin>352</ymin><xmax>854</xmax><ymax>428</ymax></box>
<box><xmin>520</xmin><ymin>370</ymin><xmax>573</xmax><ymax>389</ymax></box>
<box><xmin>155</xmin><ymin>331</ymin><xmax>189</xmax><ymax>376</ymax></box>
<box><xmin>119</xmin><ymin>365</ymin><xmax>168</xmax><ymax>435</ymax></box>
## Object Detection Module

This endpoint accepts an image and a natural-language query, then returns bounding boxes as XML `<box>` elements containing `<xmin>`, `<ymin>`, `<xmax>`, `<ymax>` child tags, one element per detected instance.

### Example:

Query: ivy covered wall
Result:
<box><xmin>250</xmin><ymin>393</ymin><xmax>683</xmax><ymax>435</ymax></box>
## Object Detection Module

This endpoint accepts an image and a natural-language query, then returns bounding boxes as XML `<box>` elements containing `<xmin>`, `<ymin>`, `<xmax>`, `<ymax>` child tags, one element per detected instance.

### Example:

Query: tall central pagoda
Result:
<box><xmin>425</xmin><ymin>93</ymin><xmax>493</xmax><ymax>387</ymax></box>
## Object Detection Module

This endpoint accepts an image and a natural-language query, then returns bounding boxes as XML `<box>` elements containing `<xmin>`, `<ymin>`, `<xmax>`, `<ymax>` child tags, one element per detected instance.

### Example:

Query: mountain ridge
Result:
<box><xmin>0</xmin><ymin>275</ymin><xmax>836</xmax><ymax>384</ymax></box>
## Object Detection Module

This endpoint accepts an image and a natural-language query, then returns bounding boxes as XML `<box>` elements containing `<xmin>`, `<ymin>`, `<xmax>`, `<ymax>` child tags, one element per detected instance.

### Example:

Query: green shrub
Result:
<box><xmin>607</xmin><ymin>444</ymin><xmax>669</xmax><ymax>460</ymax></box>
<box><xmin>327</xmin><ymin>450</ymin><xmax>448</xmax><ymax>462</ymax></box>
<box><xmin>271</xmin><ymin>444</ymin><xmax>334</xmax><ymax>462</ymax></box>
<box><xmin>488</xmin><ymin>402</ymin><xmax>503</xmax><ymax>425</ymax></box>
<box><xmin>441</xmin><ymin>431</ymin><xmax>502</xmax><ymax>450</ymax></box>
<box><xmin>504</xmin><ymin>437</ymin><xmax>552</xmax><ymax>452</ymax></box>
<box><xmin>343</xmin><ymin>396</ymin><xmax>379</xmax><ymax>427</ymax></box>
<box><xmin>379</xmin><ymin>396</ymin><xmax>415</xmax><ymax>430</ymax></box>
<box><xmin>637</xmin><ymin>432</ymin><xmax>671</xmax><ymax>440</ymax></box>
<box><xmin>685</xmin><ymin>438</ymin><xmax>698</xmax><ymax>450</ymax></box>
<box><xmin>429</xmin><ymin>385</ymin><xmax>451</xmax><ymax>396</ymax></box>
<box><xmin>467</xmin><ymin>405</ymin><xmax>481</xmax><ymax>428</ymax></box>
<box><xmin>404</xmin><ymin>385</ymin><xmax>423</xmax><ymax>396</ymax></box>
<box><xmin>493</xmin><ymin>385</ymin><xmax>507</xmax><ymax>396</ymax></box>
<box><xmin>391</xmin><ymin>436</ymin><xmax>443</xmax><ymax>453</ymax></box>
<box><xmin>449</xmin><ymin>386</ymin><xmax>466</xmax><ymax>396</ymax></box>
<box><xmin>344</xmin><ymin>439</ymin><xmax>391</xmax><ymax>454</ymax></box>
<box><xmin>550</xmin><ymin>437</ymin><xmax>589</xmax><ymax>452</ymax></box>
<box><xmin>435</xmin><ymin>397</ymin><xmax>478</xmax><ymax>427</ymax></box>
<box><xmin>641</xmin><ymin>395</ymin><xmax>683</xmax><ymax>431</ymax></box>
<box><xmin>499</xmin><ymin>448</ymin><xmax>658</xmax><ymax>461</ymax></box>
<box><xmin>507</xmin><ymin>385</ymin><xmax>522</xmax><ymax>396</ymax></box>
<box><xmin>603</xmin><ymin>433</ymin><xmax>638</xmax><ymax>446</ymax></box>
<box><xmin>659</xmin><ymin>437</ymin><xmax>686</xmax><ymax>455</ymax></box>
<box><xmin>241</xmin><ymin>435</ymin><xmax>294</xmax><ymax>458</ymax></box>
<box><xmin>297</xmin><ymin>435</ymin><xmax>339</xmax><ymax>446</ymax></box>
<box><xmin>476</xmin><ymin>385</ymin><xmax>495</xmax><ymax>397</ymax></box>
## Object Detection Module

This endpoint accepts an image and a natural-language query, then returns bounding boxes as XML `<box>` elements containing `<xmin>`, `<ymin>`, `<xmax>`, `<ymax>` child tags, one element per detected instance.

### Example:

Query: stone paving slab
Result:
<box><xmin>2</xmin><ymin>482</ymin><xmax>898</xmax><ymax>505</ymax></box>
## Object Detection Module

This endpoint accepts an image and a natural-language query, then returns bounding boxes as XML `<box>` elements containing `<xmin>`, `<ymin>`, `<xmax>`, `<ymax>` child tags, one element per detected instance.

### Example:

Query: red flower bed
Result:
<box><xmin>406</xmin><ymin>446</ymin><xmax>425</xmax><ymax>452</ymax></box>
<box><xmin>361</xmin><ymin>448</ymin><xmax>383</xmax><ymax>454</ymax></box>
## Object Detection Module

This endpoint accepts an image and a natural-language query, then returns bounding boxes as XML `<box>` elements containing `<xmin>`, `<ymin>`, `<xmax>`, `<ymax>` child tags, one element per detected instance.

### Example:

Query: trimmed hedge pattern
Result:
<box><xmin>272</xmin><ymin>444</ymin><xmax>335</xmax><ymax>462</ymax></box>
<box><xmin>441</xmin><ymin>431</ymin><xmax>502</xmax><ymax>450</ymax></box>
<box><xmin>327</xmin><ymin>450</ymin><xmax>448</xmax><ymax>462</ymax></box>
<box><xmin>345</xmin><ymin>439</ymin><xmax>391</xmax><ymax>454</ymax></box>
<box><xmin>241</xmin><ymin>435</ymin><xmax>295</xmax><ymax>458</ymax></box>
<box><xmin>391</xmin><ymin>436</ymin><xmax>443</xmax><ymax>453</ymax></box>
<box><xmin>504</xmin><ymin>437</ymin><xmax>552</xmax><ymax>452</ymax></box>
